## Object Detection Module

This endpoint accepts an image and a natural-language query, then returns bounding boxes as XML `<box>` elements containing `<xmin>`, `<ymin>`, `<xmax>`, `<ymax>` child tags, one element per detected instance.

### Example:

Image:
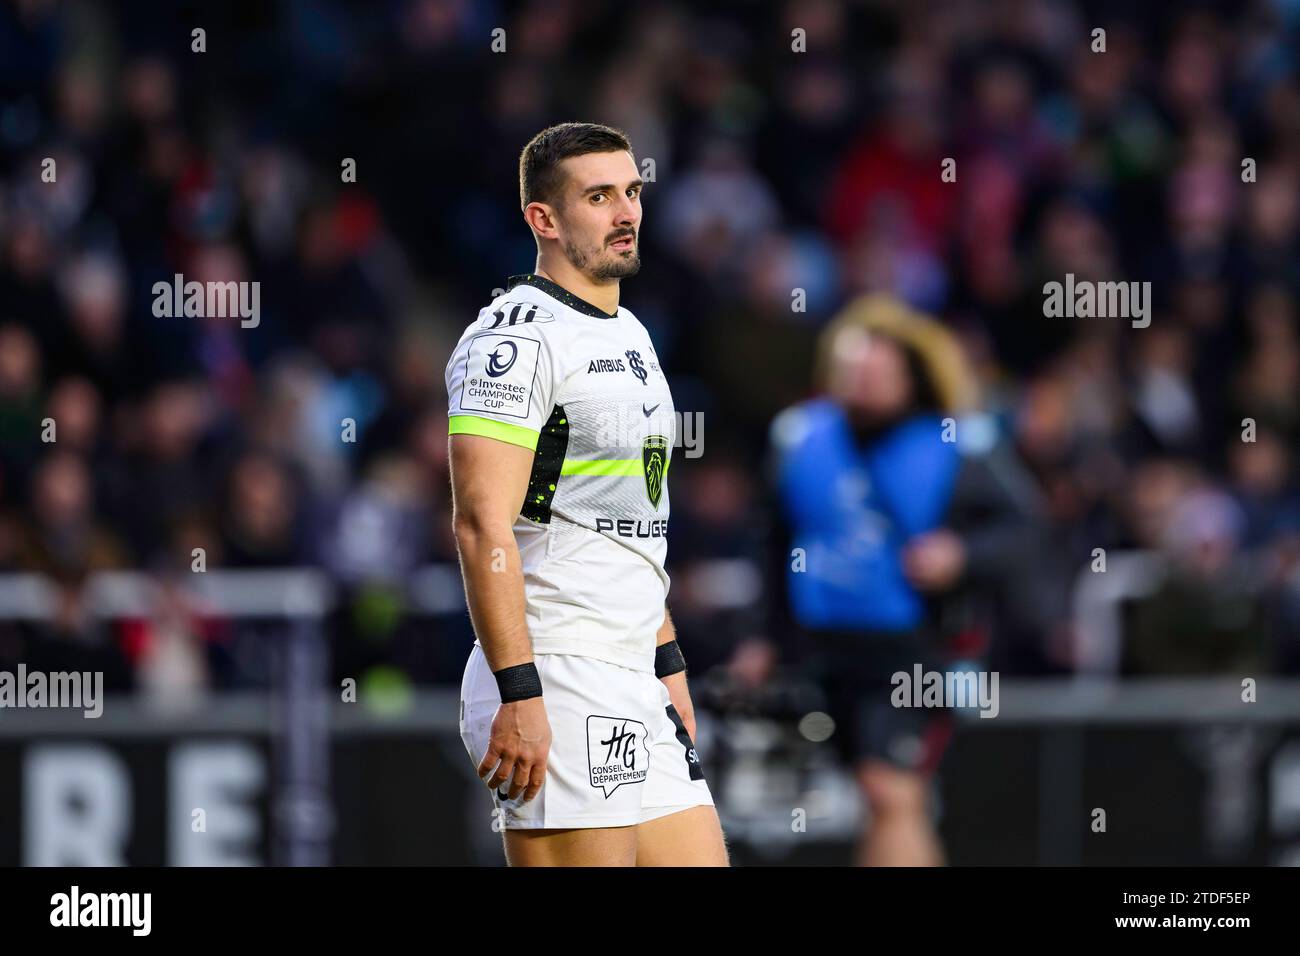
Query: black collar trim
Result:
<box><xmin>506</xmin><ymin>274</ymin><xmax>618</xmax><ymax>320</ymax></box>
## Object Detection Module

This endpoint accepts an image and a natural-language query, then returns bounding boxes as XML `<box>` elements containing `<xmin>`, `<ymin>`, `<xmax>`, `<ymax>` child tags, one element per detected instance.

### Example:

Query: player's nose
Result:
<box><xmin>613</xmin><ymin>196</ymin><xmax>639</xmax><ymax>226</ymax></box>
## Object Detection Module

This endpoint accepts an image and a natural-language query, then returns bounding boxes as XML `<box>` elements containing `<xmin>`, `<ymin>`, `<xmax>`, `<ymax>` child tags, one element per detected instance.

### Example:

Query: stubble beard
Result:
<box><xmin>562</xmin><ymin>234</ymin><xmax>641</xmax><ymax>282</ymax></box>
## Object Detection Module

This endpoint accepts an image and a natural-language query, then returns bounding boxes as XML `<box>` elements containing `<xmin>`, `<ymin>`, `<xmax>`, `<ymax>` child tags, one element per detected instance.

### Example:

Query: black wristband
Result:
<box><xmin>495</xmin><ymin>662</ymin><xmax>543</xmax><ymax>703</ymax></box>
<box><xmin>655</xmin><ymin>640</ymin><xmax>687</xmax><ymax>679</ymax></box>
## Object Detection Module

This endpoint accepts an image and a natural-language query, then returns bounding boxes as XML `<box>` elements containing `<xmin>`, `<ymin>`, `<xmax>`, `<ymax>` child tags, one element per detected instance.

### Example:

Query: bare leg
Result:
<box><xmin>855</xmin><ymin>760</ymin><xmax>945</xmax><ymax>867</ymax></box>
<box><xmin>503</xmin><ymin>825</ymin><xmax>638</xmax><ymax>866</ymax></box>
<box><xmin>635</xmin><ymin>805</ymin><xmax>730</xmax><ymax>866</ymax></box>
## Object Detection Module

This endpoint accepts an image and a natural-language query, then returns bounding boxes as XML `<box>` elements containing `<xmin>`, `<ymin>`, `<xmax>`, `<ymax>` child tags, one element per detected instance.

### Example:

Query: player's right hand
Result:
<box><xmin>479</xmin><ymin>697</ymin><xmax>552</xmax><ymax>802</ymax></box>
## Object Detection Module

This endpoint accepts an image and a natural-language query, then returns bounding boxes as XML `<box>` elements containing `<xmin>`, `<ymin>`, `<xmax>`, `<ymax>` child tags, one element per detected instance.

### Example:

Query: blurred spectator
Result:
<box><xmin>19</xmin><ymin>450</ymin><xmax>126</xmax><ymax>582</ymax></box>
<box><xmin>759</xmin><ymin>295</ymin><xmax>1034</xmax><ymax>868</ymax></box>
<box><xmin>1124</xmin><ymin>488</ymin><xmax>1268</xmax><ymax>674</ymax></box>
<box><xmin>0</xmin><ymin>0</ymin><xmax>1294</xmax><ymax>699</ymax></box>
<box><xmin>218</xmin><ymin>451</ymin><xmax>311</xmax><ymax>567</ymax></box>
<box><xmin>0</xmin><ymin>323</ymin><xmax>44</xmax><ymax>491</ymax></box>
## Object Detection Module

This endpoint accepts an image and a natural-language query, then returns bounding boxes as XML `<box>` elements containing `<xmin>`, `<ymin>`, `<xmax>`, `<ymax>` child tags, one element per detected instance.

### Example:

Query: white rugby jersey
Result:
<box><xmin>445</xmin><ymin>273</ymin><xmax>675</xmax><ymax>672</ymax></box>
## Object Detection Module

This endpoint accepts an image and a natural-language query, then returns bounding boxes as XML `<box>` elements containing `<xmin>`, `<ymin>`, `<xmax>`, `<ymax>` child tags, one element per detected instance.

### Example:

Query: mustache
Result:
<box><xmin>607</xmin><ymin>231</ymin><xmax>637</xmax><ymax>244</ymax></box>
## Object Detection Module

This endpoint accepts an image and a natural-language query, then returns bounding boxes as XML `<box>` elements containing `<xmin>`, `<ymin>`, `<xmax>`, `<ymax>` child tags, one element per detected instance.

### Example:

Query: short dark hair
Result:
<box><xmin>518</xmin><ymin>122</ymin><xmax>632</xmax><ymax>210</ymax></box>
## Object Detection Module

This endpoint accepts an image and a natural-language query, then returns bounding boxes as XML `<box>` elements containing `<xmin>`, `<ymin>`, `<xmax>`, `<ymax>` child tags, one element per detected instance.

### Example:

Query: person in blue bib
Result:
<box><xmin>768</xmin><ymin>294</ymin><xmax>974</xmax><ymax>867</ymax></box>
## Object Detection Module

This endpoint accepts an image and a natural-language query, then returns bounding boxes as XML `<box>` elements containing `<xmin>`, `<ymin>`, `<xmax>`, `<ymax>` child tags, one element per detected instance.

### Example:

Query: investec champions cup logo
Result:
<box><xmin>484</xmin><ymin>340</ymin><xmax>519</xmax><ymax>377</ymax></box>
<box><xmin>643</xmin><ymin>435</ymin><xmax>668</xmax><ymax>508</ymax></box>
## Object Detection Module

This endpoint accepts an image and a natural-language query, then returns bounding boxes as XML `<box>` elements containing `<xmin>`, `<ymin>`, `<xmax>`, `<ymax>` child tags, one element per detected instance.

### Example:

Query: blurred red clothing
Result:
<box><xmin>822</xmin><ymin>128</ymin><xmax>957</xmax><ymax>251</ymax></box>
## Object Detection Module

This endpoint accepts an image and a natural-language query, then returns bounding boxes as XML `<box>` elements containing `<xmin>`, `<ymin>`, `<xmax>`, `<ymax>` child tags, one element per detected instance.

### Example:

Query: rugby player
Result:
<box><xmin>446</xmin><ymin>122</ymin><xmax>728</xmax><ymax>866</ymax></box>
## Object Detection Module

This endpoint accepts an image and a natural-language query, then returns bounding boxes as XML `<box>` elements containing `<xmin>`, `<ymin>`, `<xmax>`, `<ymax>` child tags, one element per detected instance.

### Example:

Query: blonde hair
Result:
<box><xmin>814</xmin><ymin>294</ymin><xmax>976</xmax><ymax>414</ymax></box>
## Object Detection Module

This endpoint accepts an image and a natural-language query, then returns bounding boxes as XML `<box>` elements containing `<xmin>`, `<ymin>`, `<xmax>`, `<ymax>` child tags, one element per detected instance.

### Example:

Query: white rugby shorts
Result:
<box><xmin>458</xmin><ymin>645</ymin><xmax>714</xmax><ymax>829</ymax></box>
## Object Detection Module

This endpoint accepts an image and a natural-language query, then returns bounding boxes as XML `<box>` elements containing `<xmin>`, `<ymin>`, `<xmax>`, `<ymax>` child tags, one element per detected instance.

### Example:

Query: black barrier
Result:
<box><xmin>2</xmin><ymin>684</ymin><xmax>1299</xmax><ymax>865</ymax></box>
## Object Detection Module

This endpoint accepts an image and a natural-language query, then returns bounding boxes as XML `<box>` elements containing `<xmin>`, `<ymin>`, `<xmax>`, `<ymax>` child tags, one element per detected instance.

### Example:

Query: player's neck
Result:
<box><xmin>534</xmin><ymin>259</ymin><xmax>620</xmax><ymax>316</ymax></box>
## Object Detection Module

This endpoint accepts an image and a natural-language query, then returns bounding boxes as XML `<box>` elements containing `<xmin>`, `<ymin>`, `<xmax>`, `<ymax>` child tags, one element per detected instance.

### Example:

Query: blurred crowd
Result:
<box><xmin>0</xmin><ymin>0</ymin><xmax>1298</xmax><ymax>702</ymax></box>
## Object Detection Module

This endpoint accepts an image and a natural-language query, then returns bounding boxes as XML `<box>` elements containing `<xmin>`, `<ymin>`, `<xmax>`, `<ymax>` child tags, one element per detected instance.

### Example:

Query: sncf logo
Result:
<box><xmin>483</xmin><ymin>300</ymin><xmax>555</xmax><ymax>328</ymax></box>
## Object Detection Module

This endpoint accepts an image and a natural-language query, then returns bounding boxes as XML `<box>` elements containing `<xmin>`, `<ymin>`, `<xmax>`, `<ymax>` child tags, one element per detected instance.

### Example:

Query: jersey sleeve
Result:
<box><xmin>445</xmin><ymin>320</ymin><xmax>561</xmax><ymax>451</ymax></box>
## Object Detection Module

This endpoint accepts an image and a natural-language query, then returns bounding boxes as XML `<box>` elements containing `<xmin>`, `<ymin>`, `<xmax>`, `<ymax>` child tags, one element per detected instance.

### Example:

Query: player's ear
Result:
<box><xmin>523</xmin><ymin>201</ymin><xmax>558</xmax><ymax>240</ymax></box>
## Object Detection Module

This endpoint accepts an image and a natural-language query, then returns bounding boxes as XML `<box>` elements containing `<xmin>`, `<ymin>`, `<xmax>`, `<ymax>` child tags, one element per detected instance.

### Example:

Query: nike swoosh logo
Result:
<box><xmin>643</xmin><ymin>403</ymin><xmax>660</xmax><ymax>417</ymax></box>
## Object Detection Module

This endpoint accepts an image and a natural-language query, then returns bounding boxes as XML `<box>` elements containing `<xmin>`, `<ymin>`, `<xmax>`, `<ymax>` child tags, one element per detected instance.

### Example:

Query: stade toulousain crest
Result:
<box><xmin>642</xmin><ymin>436</ymin><xmax>668</xmax><ymax>508</ymax></box>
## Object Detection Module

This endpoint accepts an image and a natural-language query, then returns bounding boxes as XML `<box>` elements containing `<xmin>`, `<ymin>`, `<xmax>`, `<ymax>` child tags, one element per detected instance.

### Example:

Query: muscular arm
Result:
<box><xmin>449</xmin><ymin>431</ymin><xmax>550</xmax><ymax>801</ymax></box>
<box><xmin>448</xmin><ymin>432</ymin><xmax>535</xmax><ymax>670</ymax></box>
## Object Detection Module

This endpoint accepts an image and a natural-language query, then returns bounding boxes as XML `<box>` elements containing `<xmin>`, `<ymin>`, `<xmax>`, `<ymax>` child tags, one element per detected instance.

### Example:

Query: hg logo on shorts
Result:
<box><xmin>587</xmin><ymin>716</ymin><xmax>649</xmax><ymax>798</ymax></box>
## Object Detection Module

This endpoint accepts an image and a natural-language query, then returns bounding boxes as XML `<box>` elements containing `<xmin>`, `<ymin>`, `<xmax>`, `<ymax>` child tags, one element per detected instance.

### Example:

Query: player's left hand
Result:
<box><xmin>660</xmin><ymin>670</ymin><xmax>696</xmax><ymax>742</ymax></box>
<box><xmin>902</xmin><ymin>528</ymin><xmax>967</xmax><ymax>591</ymax></box>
